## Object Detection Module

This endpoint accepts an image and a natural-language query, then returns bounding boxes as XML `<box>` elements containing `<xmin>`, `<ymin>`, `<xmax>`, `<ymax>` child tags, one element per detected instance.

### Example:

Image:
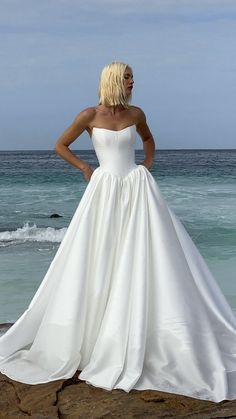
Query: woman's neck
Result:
<box><xmin>98</xmin><ymin>104</ymin><xmax>127</xmax><ymax>116</ymax></box>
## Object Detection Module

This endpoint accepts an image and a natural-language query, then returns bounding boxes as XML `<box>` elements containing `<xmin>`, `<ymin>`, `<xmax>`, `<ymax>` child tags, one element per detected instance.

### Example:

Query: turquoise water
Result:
<box><xmin>0</xmin><ymin>149</ymin><xmax>236</xmax><ymax>323</ymax></box>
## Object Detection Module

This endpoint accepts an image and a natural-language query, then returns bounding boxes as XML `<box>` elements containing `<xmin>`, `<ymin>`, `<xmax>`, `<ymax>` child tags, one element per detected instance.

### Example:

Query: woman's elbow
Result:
<box><xmin>54</xmin><ymin>142</ymin><xmax>63</xmax><ymax>154</ymax></box>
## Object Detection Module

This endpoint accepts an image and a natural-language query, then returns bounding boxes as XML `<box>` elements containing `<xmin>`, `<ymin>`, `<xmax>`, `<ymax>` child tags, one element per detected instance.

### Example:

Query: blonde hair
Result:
<box><xmin>98</xmin><ymin>61</ymin><xmax>132</xmax><ymax>109</ymax></box>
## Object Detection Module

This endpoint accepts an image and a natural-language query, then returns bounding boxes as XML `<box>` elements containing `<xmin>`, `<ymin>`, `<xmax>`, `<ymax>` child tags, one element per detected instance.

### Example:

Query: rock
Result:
<box><xmin>49</xmin><ymin>213</ymin><xmax>63</xmax><ymax>218</ymax></box>
<box><xmin>0</xmin><ymin>375</ymin><xmax>62</xmax><ymax>418</ymax></box>
<box><xmin>1</xmin><ymin>371</ymin><xmax>236</xmax><ymax>418</ymax></box>
<box><xmin>0</xmin><ymin>323</ymin><xmax>13</xmax><ymax>337</ymax></box>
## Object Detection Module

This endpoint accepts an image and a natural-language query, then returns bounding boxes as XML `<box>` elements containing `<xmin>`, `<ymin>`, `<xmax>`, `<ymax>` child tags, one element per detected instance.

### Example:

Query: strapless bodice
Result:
<box><xmin>91</xmin><ymin>124</ymin><xmax>138</xmax><ymax>176</ymax></box>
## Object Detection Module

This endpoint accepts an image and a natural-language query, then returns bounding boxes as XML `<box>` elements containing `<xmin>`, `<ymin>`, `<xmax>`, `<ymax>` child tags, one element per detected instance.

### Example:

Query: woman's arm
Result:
<box><xmin>54</xmin><ymin>108</ymin><xmax>94</xmax><ymax>181</ymax></box>
<box><xmin>136</xmin><ymin>108</ymin><xmax>156</xmax><ymax>170</ymax></box>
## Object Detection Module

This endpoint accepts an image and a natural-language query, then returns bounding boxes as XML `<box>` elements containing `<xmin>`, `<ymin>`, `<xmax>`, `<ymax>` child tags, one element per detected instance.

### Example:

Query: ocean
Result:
<box><xmin>0</xmin><ymin>148</ymin><xmax>236</xmax><ymax>324</ymax></box>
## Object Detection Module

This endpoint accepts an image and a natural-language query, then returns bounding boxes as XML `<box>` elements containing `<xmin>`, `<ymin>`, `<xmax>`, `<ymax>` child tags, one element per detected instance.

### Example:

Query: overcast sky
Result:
<box><xmin>0</xmin><ymin>0</ymin><xmax>235</xmax><ymax>150</ymax></box>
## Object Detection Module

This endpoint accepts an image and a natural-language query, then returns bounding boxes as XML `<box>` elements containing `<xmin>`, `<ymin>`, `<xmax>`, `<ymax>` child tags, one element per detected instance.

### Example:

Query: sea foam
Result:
<box><xmin>0</xmin><ymin>221</ymin><xmax>67</xmax><ymax>244</ymax></box>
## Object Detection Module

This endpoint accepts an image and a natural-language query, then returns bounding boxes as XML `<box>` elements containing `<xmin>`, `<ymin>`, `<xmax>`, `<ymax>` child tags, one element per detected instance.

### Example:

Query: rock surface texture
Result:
<box><xmin>1</xmin><ymin>371</ymin><xmax>236</xmax><ymax>418</ymax></box>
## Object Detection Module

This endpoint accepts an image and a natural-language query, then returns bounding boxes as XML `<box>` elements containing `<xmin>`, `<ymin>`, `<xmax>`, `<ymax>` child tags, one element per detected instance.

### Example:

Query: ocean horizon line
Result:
<box><xmin>1</xmin><ymin>148</ymin><xmax>236</xmax><ymax>153</ymax></box>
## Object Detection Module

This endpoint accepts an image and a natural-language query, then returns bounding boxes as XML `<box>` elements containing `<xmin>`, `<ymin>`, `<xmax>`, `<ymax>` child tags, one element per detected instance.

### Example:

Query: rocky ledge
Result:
<box><xmin>1</xmin><ymin>323</ymin><xmax>236</xmax><ymax>418</ymax></box>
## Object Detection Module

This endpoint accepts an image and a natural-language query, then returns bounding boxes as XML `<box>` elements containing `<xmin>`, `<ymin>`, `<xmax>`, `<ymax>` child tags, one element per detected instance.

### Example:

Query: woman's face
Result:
<box><xmin>123</xmin><ymin>67</ymin><xmax>134</xmax><ymax>97</ymax></box>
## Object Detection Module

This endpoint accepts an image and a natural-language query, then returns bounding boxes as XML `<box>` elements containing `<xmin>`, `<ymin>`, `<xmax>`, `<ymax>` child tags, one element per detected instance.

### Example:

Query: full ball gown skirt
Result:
<box><xmin>1</xmin><ymin>124</ymin><xmax>236</xmax><ymax>403</ymax></box>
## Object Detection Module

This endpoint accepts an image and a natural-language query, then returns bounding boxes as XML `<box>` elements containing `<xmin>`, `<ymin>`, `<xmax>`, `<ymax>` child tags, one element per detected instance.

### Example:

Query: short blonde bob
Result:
<box><xmin>98</xmin><ymin>61</ymin><xmax>132</xmax><ymax>109</ymax></box>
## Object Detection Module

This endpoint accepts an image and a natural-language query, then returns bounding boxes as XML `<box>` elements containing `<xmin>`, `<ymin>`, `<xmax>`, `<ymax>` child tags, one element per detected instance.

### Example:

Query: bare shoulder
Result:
<box><xmin>73</xmin><ymin>107</ymin><xmax>96</xmax><ymax>127</ymax></box>
<box><xmin>129</xmin><ymin>105</ymin><xmax>153</xmax><ymax>141</ymax></box>
<box><xmin>129</xmin><ymin>105</ymin><xmax>147</xmax><ymax>125</ymax></box>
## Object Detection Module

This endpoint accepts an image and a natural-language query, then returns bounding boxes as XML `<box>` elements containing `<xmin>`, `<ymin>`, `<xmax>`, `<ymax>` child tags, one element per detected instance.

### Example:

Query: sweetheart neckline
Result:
<box><xmin>92</xmin><ymin>124</ymin><xmax>136</xmax><ymax>134</ymax></box>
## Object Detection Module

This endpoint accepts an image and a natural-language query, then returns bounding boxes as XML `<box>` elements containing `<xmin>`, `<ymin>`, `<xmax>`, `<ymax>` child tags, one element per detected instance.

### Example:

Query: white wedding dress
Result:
<box><xmin>1</xmin><ymin>124</ymin><xmax>236</xmax><ymax>402</ymax></box>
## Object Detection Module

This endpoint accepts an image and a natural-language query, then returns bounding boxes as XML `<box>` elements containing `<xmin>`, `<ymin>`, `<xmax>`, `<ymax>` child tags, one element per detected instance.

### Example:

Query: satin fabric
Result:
<box><xmin>1</xmin><ymin>125</ymin><xmax>236</xmax><ymax>402</ymax></box>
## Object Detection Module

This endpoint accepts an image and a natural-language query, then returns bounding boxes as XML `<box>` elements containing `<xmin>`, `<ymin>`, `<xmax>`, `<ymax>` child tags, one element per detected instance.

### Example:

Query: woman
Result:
<box><xmin>54</xmin><ymin>62</ymin><xmax>155</xmax><ymax>181</ymax></box>
<box><xmin>1</xmin><ymin>61</ymin><xmax>236</xmax><ymax>403</ymax></box>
